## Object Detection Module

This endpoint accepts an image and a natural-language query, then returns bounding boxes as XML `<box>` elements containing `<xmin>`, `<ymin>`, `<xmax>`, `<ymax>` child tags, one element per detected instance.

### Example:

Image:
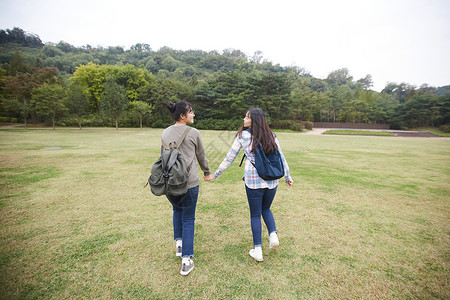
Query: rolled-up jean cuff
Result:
<box><xmin>254</xmin><ymin>244</ymin><xmax>262</xmax><ymax>247</ymax></box>
<box><xmin>174</xmin><ymin>237</ymin><xmax>182</xmax><ymax>241</ymax></box>
<box><xmin>182</xmin><ymin>255</ymin><xmax>194</xmax><ymax>259</ymax></box>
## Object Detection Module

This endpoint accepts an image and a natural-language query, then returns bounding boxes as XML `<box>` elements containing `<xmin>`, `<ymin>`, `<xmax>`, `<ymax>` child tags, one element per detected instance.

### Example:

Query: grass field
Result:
<box><xmin>0</xmin><ymin>128</ymin><xmax>449</xmax><ymax>299</ymax></box>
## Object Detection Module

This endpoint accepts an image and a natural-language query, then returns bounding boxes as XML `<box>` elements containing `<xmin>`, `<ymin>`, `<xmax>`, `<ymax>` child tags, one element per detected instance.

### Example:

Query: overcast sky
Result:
<box><xmin>1</xmin><ymin>0</ymin><xmax>449</xmax><ymax>91</ymax></box>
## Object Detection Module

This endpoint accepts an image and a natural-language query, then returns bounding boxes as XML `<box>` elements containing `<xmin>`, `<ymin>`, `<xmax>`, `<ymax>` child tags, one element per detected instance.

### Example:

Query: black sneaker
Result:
<box><xmin>176</xmin><ymin>246</ymin><xmax>182</xmax><ymax>257</ymax></box>
<box><xmin>180</xmin><ymin>259</ymin><xmax>194</xmax><ymax>275</ymax></box>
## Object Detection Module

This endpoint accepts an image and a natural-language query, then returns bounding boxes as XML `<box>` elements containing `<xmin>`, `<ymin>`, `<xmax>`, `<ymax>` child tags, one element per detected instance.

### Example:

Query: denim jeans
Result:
<box><xmin>245</xmin><ymin>185</ymin><xmax>278</xmax><ymax>247</ymax></box>
<box><xmin>166</xmin><ymin>185</ymin><xmax>199</xmax><ymax>258</ymax></box>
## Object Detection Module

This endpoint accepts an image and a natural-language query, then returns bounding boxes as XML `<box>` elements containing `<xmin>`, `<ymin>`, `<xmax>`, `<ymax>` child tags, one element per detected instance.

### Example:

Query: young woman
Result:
<box><xmin>206</xmin><ymin>108</ymin><xmax>293</xmax><ymax>261</ymax></box>
<box><xmin>162</xmin><ymin>101</ymin><xmax>211</xmax><ymax>275</ymax></box>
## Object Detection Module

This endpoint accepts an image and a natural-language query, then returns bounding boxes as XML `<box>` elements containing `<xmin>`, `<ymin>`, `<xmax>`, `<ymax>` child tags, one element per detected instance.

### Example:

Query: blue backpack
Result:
<box><xmin>239</xmin><ymin>131</ymin><xmax>285</xmax><ymax>181</ymax></box>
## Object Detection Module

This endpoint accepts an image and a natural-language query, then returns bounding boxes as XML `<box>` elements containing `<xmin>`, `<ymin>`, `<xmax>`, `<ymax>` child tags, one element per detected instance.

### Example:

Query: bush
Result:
<box><xmin>303</xmin><ymin>121</ymin><xmax>313</xmax><ymax>130</ymax></box>
<box><xmin>193</xmin><ymin>118</ymin><xmax>242</xmax><ymax>131</ymax></box>
<box><xmin>290</xmin><ymin>123</ymin><xmax>304</xmax><ymax>131</ymax></box>
<box><xmin>151</xmin><ymin>119</ymin><xmax>172</xmax><ymax>128</ymax></box>
<box><xmin>56</xmin><ymin>114</ymin><xmax>113</xmax><ymax>127</ymax></box>
<box><xmin>0</xmin><ymin>117</ymin><xmax>10</xmax><ymax>122</ymax></box>
<box><xmin>439</xmin><ymin>124</ymin><xmax>450</xmax><ymax>133</ymax></box>
<box><xmin>270</xmin><ymin>120</ymin><xmax>292</xmax><ymax>129</ymax></box>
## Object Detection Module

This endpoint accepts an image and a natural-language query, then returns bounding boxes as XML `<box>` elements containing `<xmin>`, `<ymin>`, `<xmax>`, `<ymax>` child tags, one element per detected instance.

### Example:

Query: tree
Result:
<box><xmin>100</xmin><ymin>77</ymin><xmax>128</xmax><ymax>130</ymax></box>
<box><xmin>333</xmin><ymin>84</ymin><xmax>353</xmax><ymax>122</ymax></box>
<box><xmin>41</xmin><ymin>45</ymin><xmax>65</xmax><ymax>58</ymax></box>
<box><xmin>2</xmin><ymin>67</ymin><xmax>58</xmax><ymax>128</ymax></box>
<box><xmin>0</xmin><ymin>27</ymin><xmax>43</xmax><ymax>47</ymax></box>
<box><xmin>250</xmin><ymin>50</ymin><xmax>264</xmax><ymax>63</ymax></box>
<box><xmin>290</xmin><ymin>76</ymin><xmax>315</xmax><ymax>121</ymax></box>
<box><xmin>72</xmin><ymin>62</ymin><xmax>113</xmax><ymax>113</ymax></box>
<box><xmin>148</xmin><ymin>79</ymin><xmax>194</xmax><ymax>126</ymax></box>
<box><xmin>129</xmin><ymin>100</ymin><xmax>154</xmax><ymax>128</ymax></box>
<box><xmin>130</xmin><ymin>43</ymin><xmax>151</xmax><ymax>53</ymax></box>
<box><xmin>114</xmin><ymin>64</ymin><xmax>152</xmax><ymax>101</ymax></box>
<box><xmin>8</xmin><ymin>50</ymin><xmax>31</xmax><ymax>76</ymax></box>
<box><xmin>382</xmin><ymin>82</ymin><xmax>415</xmax><ymax>103</ymax></box>
<box><xmin>249</xmin><ymin>71</ymin><xmax>292</xmax><ymax>120</ymax></box>
<box><xmin>326</xmin><ymin>68</ymin><xmax>353</xmax><ymax>88</ymax></box>
<box><xmin>162</xmin><ymin>55</ymin><xmax>181</xmax><ymax>72</ymax></box>
<box><xmin>357</xmin><ymin>74</ymin><xmax>373</xmax><ymax>90</ymax></box>
<box><xmin>188</xmin><ymin>74</ymin><xmax>198</xmax><ymax>87</ymax></box>
<box><xmin>66</xmin><ymin>82</ymin><xmax>89</xmax><ymax>129</ymax></box>
<box><xmin>72</xmin><ymin>63</ymin><xmax>152</xmax><ymax>113</ymax></box>
<box><xmin>32</xmin><ymin>83</ymin><xmax>67</xmax><ymax>129</ymax></box>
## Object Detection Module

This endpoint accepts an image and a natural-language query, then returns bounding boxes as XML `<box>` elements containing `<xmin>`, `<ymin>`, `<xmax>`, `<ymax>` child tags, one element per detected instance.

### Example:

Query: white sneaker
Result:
<box><xmin>180</xmin><ymin>258</ymin><xmax>194</xmax><ymax>275</ymax></box>
<box><xmin>269</xmin><ymin>232</ymin><xmax>279</xmax><ymax>249</ymax></box>
<box><xmin>249</xmin><ymin>247</ymin><xmax>263</xmax><ymax>261</ymax></box>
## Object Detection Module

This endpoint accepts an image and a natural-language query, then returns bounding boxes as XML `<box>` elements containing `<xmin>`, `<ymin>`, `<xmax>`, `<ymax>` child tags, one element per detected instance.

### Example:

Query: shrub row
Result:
<box><xmin>270</xmin><ymin>119</ymin><xmax>312</xmax><ymax>131</ymax></box>
<box><xmin>192</xmin><ymin>118</ymin><xmax>242</xmax><ymax>131</ymax></box>
<box><xmin>0</xmin><ymin>116</ymin><xmax>19</xmax><ymax>123</ymax></box>
<box><xmin>439</xmin><ymin>125</ymin><xmax>450</xmax><ymax>132</ymax></box>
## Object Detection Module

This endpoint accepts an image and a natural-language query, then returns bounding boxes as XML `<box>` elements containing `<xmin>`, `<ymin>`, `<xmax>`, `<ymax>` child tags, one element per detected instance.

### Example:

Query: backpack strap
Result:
<box><xmin>176</xmin><ymin>127</ymin><xmax>192</xmax><ymax>148</ymax></box>
<box><xmin>239</xmin><ymin>154</ymin><xmax>246</xmax><ymax>167</ymax></box>
<box><xmin>178</xmin><ymin>127</ymin><xmax>195</xmax><ymax>172</ymax></box>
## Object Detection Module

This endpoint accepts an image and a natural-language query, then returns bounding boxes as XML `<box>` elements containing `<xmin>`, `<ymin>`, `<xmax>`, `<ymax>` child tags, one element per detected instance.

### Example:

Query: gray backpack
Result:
<box><xmin>146</xmin><ymin>127</ymin><xmax>192</xmax><ymax>196</ymax></box>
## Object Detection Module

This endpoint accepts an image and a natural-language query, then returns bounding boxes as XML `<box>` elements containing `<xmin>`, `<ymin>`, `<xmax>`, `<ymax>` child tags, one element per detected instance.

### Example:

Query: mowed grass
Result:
<box><xmin>0</xmin><ymin>128</ymin><xmax>449</xmax><ymax>299</ymax></box>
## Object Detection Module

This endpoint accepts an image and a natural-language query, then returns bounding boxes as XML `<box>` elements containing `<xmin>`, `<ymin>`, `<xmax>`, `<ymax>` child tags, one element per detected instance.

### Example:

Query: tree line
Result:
<box><xmin>1</xmin><ymin>27</ymin><xmax>449</xmax><ymax>131</ymax></box>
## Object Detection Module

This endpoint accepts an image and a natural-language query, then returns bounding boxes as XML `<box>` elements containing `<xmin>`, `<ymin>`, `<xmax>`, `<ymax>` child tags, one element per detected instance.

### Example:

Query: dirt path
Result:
<box><xmin>303</xmin><ymin>128</ymin><xmax>442</xmax><ymax>137</ymax></box>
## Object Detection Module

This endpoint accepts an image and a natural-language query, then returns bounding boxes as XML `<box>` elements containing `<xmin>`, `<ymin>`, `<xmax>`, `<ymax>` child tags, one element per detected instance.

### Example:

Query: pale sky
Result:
<box><xmin>1</xmin><ymin>0</ymin><xmax>449</xmax><ymax>91</ymax></box>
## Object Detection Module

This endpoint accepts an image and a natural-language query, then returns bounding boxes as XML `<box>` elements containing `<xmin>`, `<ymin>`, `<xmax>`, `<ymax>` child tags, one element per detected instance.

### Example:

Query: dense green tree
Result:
<box><xmin>382</xmin><ymin>82</ymin><xmax>416</xmax><ymax>103</ymax></box>
<box><xmin>326</xmin><ymin>68</ymin><xmax>353</xmax><ymax>88</ymax></box>
<box><xmin>357</xmin><ymin>74</ymin><xmax>373</xmax><ymax>90</ymax></box>
<box><xmin>2</xmin><ymin>67</ymin><xmax>58</xmax><ymax>128</ymax></box>
<box><xmin>291</xmin><ymin>77</ymin><xmax>314</xmax><ymax>121</ymax></box>
<box><xmin>129</xmin><ymin>100</ymin><xmax>154</xmax><ymax>128</ymax></box>
<box><xmin>8</xmin><ymin>50</ymin><xmax>31</xmax><ymax>75</ymax></box>
<box><xmin>437</xmin><ymin>94</ymin><xmax>450</xmax><ymax>125</ymax></box>
<box><xmin>32</xmin><ymin>83</ymin><xmax>66</xmax><ymax>129</ymax></box>
<box><xmin>146</xmin><ymin>79</ymin><xmax>194</xmax><ymax>127</ymax></box>
<box><xmin>0</xmin><ymin>27</ymin><xmax>43</xmax><ymax>47</ymax></box>
<box><xmin>72</xmin><ymin>63</ymin><xmax>152</xmax><ymax>112</ymax></box>
<box><xmin>162</xmin><ymin>55</ymin><xmax>181</xmax><ymax>72</ymax></box>
<box><xmin>198</xmin><ymin>55</ymin><xmax>236</xmax><ymax>72</ymax></box>
<box><xmin>250</xmin><ymin>71</ymin><xmax>292</xmax><ymax>120</ymax></box>
<box><xmin>71</xmin><ymin>62</ymin><xmax>112</xmax><ymax>112</ymax></box>
<box><xmin>41</xmin><ymin>45</ymin><xmax>65</xmax><ymax>58</ymax></box>
<box><xmin>100</xmin><ymin>77</ymin><xmax>128</xmax><ymax>130</ymax></box>
<box><xmin>130</xmin><ymin>43</ymin><xmax>151</xmax><ymax>53</ymax></box>
<box><xmin>114</xmin><ymin>64</ymin><xmax>152</xmax><ymax>100</ymax></box>
<box><xmin>65</xmin><ymin>82</ymin><xmax>89</xmax><ymax>129</ymax></box>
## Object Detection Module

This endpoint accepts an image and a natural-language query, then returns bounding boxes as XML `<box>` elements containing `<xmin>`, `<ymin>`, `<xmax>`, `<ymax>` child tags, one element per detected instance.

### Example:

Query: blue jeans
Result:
<box><xmin>166</xmin><ymin>185</ymin><xmax>199</xmax><ymax>258</ymax></box>
<box><xmin>245</xmin><ymin>185</ymin><xmax>278</xmax><ymax>247</ymax></box>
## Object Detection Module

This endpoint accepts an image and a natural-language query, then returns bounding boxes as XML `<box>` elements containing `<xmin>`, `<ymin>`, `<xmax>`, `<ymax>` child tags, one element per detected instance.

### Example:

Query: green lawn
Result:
<box><xmin>0</xmin><ymin>128</ymin><xmax>449</xmax><ymax>299</ymax></box>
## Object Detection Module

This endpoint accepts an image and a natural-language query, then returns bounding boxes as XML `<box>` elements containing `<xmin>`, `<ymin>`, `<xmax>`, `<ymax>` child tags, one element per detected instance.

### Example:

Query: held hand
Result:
<box><xmin>204</xmin><ymin>174</ymin><xmax>215</xmax><ymax>181</ymax></box>
<box><xmin>286</xmin><ymin>180</ymin><xmax>293</xmax><ymax>187</ymax></box>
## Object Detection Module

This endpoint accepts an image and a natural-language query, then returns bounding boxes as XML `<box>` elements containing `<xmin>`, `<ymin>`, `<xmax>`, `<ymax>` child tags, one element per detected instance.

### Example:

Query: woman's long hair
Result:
<box><xmin>237</xmin><ymin>108</ymin><xmax>278</xmax><ymax>154</ymax></box>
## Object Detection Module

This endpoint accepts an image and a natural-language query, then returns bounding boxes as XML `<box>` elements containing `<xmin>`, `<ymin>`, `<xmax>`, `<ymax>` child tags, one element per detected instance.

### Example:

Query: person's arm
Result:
<box><xmin>212</xmin><ymin>136</ymin><xmax>242</xmax><ymax>179</ymax></box>
<box><xmin>195</xmin><ymin>131</ymin><xmax>211</xmax><ymax>176</ymax></box>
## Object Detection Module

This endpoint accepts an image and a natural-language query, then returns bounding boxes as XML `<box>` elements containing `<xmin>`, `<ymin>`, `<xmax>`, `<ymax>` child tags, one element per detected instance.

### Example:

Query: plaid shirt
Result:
<box><xmin>213</xmin><ymin>130</ymin><xmax>292</xmax><ymax>189</ymax></box>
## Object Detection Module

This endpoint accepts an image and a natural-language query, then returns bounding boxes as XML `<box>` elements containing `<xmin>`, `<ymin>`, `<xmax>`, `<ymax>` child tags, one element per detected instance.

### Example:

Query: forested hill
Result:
<box><xmin>1</xmin><ymin>27</ymin><xmax>449</xmax><ymax>130</ymax></box>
